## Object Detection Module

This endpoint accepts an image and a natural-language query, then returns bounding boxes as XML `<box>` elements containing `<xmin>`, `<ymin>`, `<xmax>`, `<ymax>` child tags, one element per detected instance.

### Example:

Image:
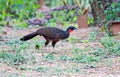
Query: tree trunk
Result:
<box><xmin>39</xmin><ymin>0</ymin><xmax>44</xmax><ymax>10</ymax></box>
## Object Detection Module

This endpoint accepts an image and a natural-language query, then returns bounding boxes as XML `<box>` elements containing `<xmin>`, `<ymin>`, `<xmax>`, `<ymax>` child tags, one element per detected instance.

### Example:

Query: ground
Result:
<box><xmin>0</xmin><ymin>26</ymin><xmax>120</xmax><ymax>77</ymax></box>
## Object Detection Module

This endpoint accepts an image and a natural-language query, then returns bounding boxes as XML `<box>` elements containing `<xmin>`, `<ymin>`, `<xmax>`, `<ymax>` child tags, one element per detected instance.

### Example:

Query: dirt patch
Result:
<box><xmin>0</xmin><ymin>27</ymin><xmax>120</xmax><ymax>77</ymax></box>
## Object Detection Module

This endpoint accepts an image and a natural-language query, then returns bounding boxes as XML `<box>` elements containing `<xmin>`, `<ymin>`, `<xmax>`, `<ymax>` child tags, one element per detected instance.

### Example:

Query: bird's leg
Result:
<box><xmin>52</xmin><ymin>39</ymin><xmax>59</xmax><ymax>48</ymax></box>
<box><xmin>52</xmin><ymin>41</ymin><xmax>56</xmax><ymax>48</ymax></box>
<box><xmin>45</xmin><ymin>40</ymin><xmax>50</xmax><ymax>46</ymax></box>
<box><xmin>43</xmin><ymin>40</ymin><xmax>50</xmax><ymax>52</ymax></box>
<box><xmin>51</xmin><ymin>41</ymin><xmax>59</xmax><ymax>54</ymax></box>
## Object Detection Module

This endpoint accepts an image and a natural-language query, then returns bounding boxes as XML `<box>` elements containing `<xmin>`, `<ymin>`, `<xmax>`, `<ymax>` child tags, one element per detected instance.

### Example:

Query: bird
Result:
<box><xmin>20</xmin><ymin>26</ymin><xmax>76</xmax><ymax>47</ymax></box>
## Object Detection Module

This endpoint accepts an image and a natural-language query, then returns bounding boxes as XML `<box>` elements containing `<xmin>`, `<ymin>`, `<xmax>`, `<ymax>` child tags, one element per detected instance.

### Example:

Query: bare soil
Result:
<box><xmin>0</xmin><ymin>27</ymin><xmax>120</xmax><ymax>77</ymax></box>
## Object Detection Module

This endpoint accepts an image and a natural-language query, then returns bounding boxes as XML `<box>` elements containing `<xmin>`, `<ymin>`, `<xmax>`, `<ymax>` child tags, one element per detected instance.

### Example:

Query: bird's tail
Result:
<box><xmin>20</xmin><ymin>32</ymin><xmax>38</xmax><ymax>41</ymax></box>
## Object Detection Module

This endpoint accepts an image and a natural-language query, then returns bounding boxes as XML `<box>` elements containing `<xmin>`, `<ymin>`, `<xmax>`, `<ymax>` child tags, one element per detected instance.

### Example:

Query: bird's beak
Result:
<box><xmin>73</xmin><ymin>27</ymin><xmax>77</xmax><ymax>30</ymax></box>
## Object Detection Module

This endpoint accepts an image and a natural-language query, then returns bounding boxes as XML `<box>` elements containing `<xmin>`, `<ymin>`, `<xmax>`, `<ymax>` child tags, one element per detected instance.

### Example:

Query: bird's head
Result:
<box><xmin>66</xmin><ymin>26</ymin><xmax>77</xmax><ymax>33</ymax></box>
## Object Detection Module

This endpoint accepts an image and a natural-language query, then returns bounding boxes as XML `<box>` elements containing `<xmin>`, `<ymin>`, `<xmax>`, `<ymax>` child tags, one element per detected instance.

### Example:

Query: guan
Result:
<box><xmin>20</xmin><ymin>26</ymin><xmax>76</xmax><ymax>47</ymax></box>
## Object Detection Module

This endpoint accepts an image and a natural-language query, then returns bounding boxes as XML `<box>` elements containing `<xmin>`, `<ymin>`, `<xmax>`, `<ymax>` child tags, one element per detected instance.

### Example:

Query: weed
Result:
<box><xmin>89</xmin><ymin>31</ymin><xmax>97</xmax><ymax>41</ymax></box>
<box><xmin>44</xmin><ymin>53</ymin><xmax>54</xmax><ymax>61</ymax></box>
<box><xmin>55</xmin><ymin>68</ymin><xmax>62</xmax><ymax>75</ymax></box>
<box><xmin>103</xmin><ymin>59</ymin><xmax>113</xmax><ymax>67</ymax></box>
<box><xmin>65</xmin><ymin>67</ymin><xmax>80</xmax><ymax>73</ymax></box>
<box><xmin>92</xmin><ymin>47</ymin><xmax>105</xmax><ymax>56</ymax></box>
<box><xmin>72</xmin><ymin>47</ymin><xmax>82</xmax><ymax>54</ymax></box>
<box><xmin>14</xmin><ymin>20</ymin><xmax>28</xmax><ymax>28</ymax></box>
<box><xmin>23</xmin><ymin>52</ymin><xmax>36</xmax><ymax>64</ymax></box>
<box><xmin>68</xmin><ymin>36</ymin><xmax>89</xmax><ymax>44</ymax></box>
<box><xmin>68</xmin><ymin>36</ymin><xmax>77</xmax><ymax>44</ymax></box>
<box><xmin>100</xmin><ymin>36</ymin><xmax>120</xmax><ymax>56</ymax></box>
<box><xmin>71</xmin><ymin>53</ymin><xmax>100</xmax><ymax>63</ymax></box>
<box><xmin>83</xmin><ymin>63</ymin><xmax>96</xmax><ymax>69</ymax></box>
<box><xmin>8</xmin><ymin>73</ymin><xmax>26</xmax><ymax>77</ymax></box>
<box><xmin>86</xmin><ymin>55</ymin><xmax>100</xmax><ymax>62</ymax></box>
<box><xmin>33</xmin><ymin>39</ymin><xmax>45</xmax><ymax>50</ymax></box>
<box><xmin>0</xmin><ymin>50</ymin><xmax>25</xmax><ymax>65</ymax></box>
<box><xmin>60</xmin><ymin>55</ymin><xmax>69</xmax><ymax>61</ymax></box>
<box><xmin>33</xmin><ymin>66</ymin><xmax>48</xmax><ymax>72</ymax></box>
<box><xmin>118</xmin><ymin>58</ymin><xmax>120</xmax><ymax>62</ymax></box>
<box><xmin>17</xmin><ymin>65</ymin><xmax>27</xmax><ymax>70</ymax></box>
<box><xmin>5</xmin><ymin>39</ymin><xmax>30</xmax><ymax>53</ymax></box>
<box><xmin>71</xmin><ymin>53</ymin><xmax>85</xmax><ymax>63</ymax></box>
<box><xmin>8</xmin><ymin>73</ymin><xmax>19</xmax><ymax>77</ymax></box>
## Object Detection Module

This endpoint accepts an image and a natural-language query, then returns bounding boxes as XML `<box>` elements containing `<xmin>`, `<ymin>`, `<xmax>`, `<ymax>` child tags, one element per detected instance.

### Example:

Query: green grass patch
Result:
<box><xmin>0</xmin><ymin>51</ymin><xmax>25</xmax><ymax>65</ymax></box>
<box><xmin>101</xmin><ymin>36</ymin><xmax>120</xmax><ymax>56</ymax></box>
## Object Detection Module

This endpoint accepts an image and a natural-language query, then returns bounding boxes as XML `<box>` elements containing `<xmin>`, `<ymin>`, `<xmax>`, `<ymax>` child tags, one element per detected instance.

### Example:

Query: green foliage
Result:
<box><xmin>0</xmin><ymin>0</ymin><xmax>39</xmax><ymax>27</ymax></box>
<box><xmin>104</xmin><ymin>2</ymin><xmax>120</xmax><ymax>21</ymax></box>
<box><xmin>0</xmin><ymin>38</ymin><xmax>32</xmax><ymax>65</ymax></box>
<box><xmin>0</xmin><ymin>51</ymin><xmax>25</xmax><ymax>65</ymax></box>
<box><xmin>60</xmin><ymin>55</ymin><xmax>69</xmax><ymax>61</ymax></box>
<box><xmin>8</xmin><ymin>73</ymin><xmax>26</xmax><ymax>77</ymax></box>
<box><xmin>92</xmin><ymin>47</ymin><xmax>104</xmax><ymax>56</ymax></box>
<box><xmin>45</xmin><ymin>53</ymin><xmax>54</xmax><ymax>61</ymax></box>
<box><xmin>33</xmin><ymin>66</ymin><xmax>48</xmax><ymax>72</ymax></box>
<box><xmin>68</xmin><ymin>36</ymin><xmax>77</xmax><ymax>44</ymax></box>
<box><xmin>65</xmin><ymin>67</ymin><xmax>80</xmax><ymax>73</ymax></box>
<box><xmin>14</xmin><ymin>20</ymin><xmax>28</xmax><ymax>28</ymax></box>
<box><xmin>89</xmin><ymin>31</ymin><xmax>97</xmax><ymax>41</ymax></box>
<box><xmin>71</xmin><ymin>53</ymin><xmax>100</xmax><ymax>63</ymax></box>
<box><xmin>45</xmin><ymin>0</ymin><xmax>74</xmax><ymax>7</ymax></box>
<box><xmin>72</xmin><ymin>47</ymin><xmax>82</xmax><ymax>54</ymax></box>
<box><xmin>101</xmin><ymin>36</ymin><xmax>120</xmax><ymax>55</ymax></box>
<box><xmin>90</xmin><ymin>1</ymin><xmax>120</xmax><ymax>34</ymax></box>
<box><xmin>88</xmin><ymin>16</ymin><xmax>94</xmax><ymax>25</ymax></box>
<box><xmin>47</xmin><ymin>10</ymin><xmax>77</xmax><ymax>27</ymax></box>
<box><xmin>0</xmin><ymin>0</ymin><xmax>81</xmax><ymax>28</ymax></box>
<box><xmin>5</xmin><ymin>39</ymin><xmax>29</xmax><ymax>52</ymax></box>
<box><xmin>0</xmin><ymin>21</ymin><xmax>6</xmax><ymax>26</ymax></box>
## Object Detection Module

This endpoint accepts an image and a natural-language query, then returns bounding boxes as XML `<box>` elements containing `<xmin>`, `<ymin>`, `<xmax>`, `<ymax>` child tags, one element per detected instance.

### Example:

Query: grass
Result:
<box><xmin>0</xmin><ymin>27</ymin><xmax>120</xmax><ymax>76</ymax></box>
<box><xmin>0</xmin><ymin>50</ymin><xmax>25</xmax><ymax>65</ymax></box>
<box><xmin>101</xmin><ymin>36</ymin><xmax>120</xmax><ymax>56</ymax></box>
<box><xmin>1</xmin><ymin>35</ymin><xmax>119</xmax><ymax>64</ymax></box>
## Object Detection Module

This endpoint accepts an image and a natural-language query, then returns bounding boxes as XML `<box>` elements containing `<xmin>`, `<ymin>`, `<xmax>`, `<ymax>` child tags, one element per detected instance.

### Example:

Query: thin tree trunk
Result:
<box><xmin>39</xmin><ymin>0</ymin><xmax>44</xmax><ymax>10</ymax></box>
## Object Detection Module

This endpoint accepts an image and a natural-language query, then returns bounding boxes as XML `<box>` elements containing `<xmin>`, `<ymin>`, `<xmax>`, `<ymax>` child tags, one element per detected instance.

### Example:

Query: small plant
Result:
<box><xmin>60</xmin><ymin>55</ymin><xmax>69</xmax><ymax>61</ymax></box>
<box><xmin>104</xmin><ymin>2</ymin><xmax>120</xmax><ymax>21</ymax></box>
<box><xmin>0</xmin><ymin>0</ymin><xmax>39</xmax><ymax>27</ymax></box>
<box><xmin>0</xmin><ymin>50</ymin><xmax>25</xmax><ymax>65</ymax></box>
<box><xmin>68</xmin><ymin>36</ymin><xmax>77</xmax><ymax>44</ymax></box>
<box><xmin>71</xmin><ymin>53</ymin><xmax>85</xmax><ymax>63</ymax></box>
<box><xmin>100</xmin><ymin>36</ymin><xmax>120</xmax><ymax>56</ymax></box>
<box><xmin>88</xmin><ymin>16</ymin><xmax>94</xmax><ymax>25</ymax></box>
<box><xmin>65</xmin><ymin>67</ymin><xmax>80</xmax><ymax>73</ymax></box>
<box><xmin>89</xmin><ymin>31</ymin><xmax>97</xmax><ymax>41</ymax></box>
<box><xmin>8</xmin><ymin>73</ymin><xmax>26</xmax><ymax>77</ymax></box>
<box><xmin>44</xmin><ymin>53</ymin><xmax>54</xmax><ymax>61</ymax></box>
<box><xmin>5</xmin><ymin>39</ymin><xmax>29</xmax><ymax>52</ymax></box>
<box><xmin>33</xmin><ymin>66</ymin><xmax>48</xmax><ymax>72</ymax></box>
<box><xmin>71</xmin><ymin>53</ymin><xmax>101</xmax><ymax>63</ymax></box>
<box><xmin>13</xmin><ymin>20</ymin><xmax>28</xmax><ymax>28</ymax></box>
<box><xmin>72</xmin><ymin>47</ymin><xmax>82</xmax><ymax>54</ymax></box>
<box><xmin>92</xmin><ymin>47</ymin><xmax>104</xmax><ymax>56</ymax></box>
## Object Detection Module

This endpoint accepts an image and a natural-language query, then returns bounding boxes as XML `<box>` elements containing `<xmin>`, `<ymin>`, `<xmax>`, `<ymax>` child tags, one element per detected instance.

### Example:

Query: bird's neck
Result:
<box><xmin>64</xmin><ymin>31</ymin><xmax>70</xmax><ymax>38</ymax></box>
<box><xmin>59</xmin><ymin>30</ymin><xmax>69</xmax><ymax>39</ymax></box>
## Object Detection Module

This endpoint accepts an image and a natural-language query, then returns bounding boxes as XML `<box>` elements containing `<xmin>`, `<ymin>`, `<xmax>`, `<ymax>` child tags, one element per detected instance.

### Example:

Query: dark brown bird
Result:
<box><xmin>20</xmin><ymin>26</ymin><xmax>76</xmax><ymax>47</ymax></box>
